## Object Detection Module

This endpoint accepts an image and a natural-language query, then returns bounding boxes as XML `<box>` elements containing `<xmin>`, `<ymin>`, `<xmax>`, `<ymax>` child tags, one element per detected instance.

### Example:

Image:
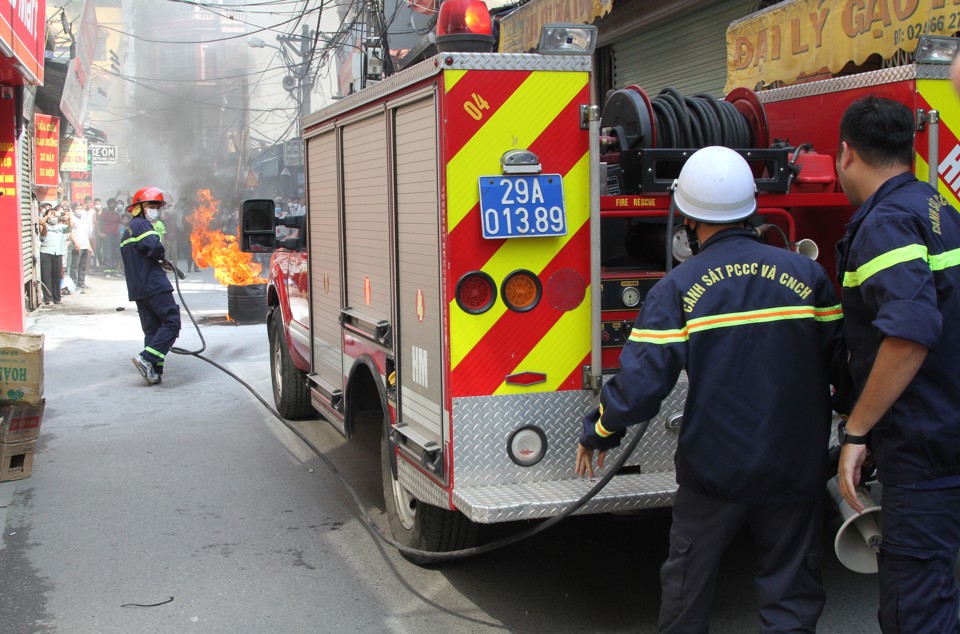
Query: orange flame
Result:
<box><xmin>189</xmin><ymin>189</ymin><xmax>266</xmax><ymax>286</ymax></box>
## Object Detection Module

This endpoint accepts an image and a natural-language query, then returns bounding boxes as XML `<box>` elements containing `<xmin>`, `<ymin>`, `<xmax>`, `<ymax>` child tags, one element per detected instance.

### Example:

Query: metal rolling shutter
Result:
<box><xmin>19</xmin><ymin>128</ymin><xmax>36</xmax><ymax>308</ymax></box>
<box><xmin>394</xmin><ymin>95</ymin><xmax>443</xmax><ymax>441</ymax></box>
<box><xmin>612</xmin><ymin>0</ymin><xmax>755</xmax><ymax>97</ymax></box>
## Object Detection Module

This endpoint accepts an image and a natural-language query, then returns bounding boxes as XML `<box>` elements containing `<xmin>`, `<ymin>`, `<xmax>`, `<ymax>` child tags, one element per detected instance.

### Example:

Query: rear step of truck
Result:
<box><xmin>452</xmin><ymin>472</ymin><xmax>677</xmax><ymax>524</ymax></box>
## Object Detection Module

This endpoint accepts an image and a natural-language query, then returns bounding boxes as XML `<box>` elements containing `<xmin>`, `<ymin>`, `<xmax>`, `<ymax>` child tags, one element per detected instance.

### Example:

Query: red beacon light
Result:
<box><xmin>436</xmin><ymin>0</ymin><xmax>494</xmax><ymax>53</ymax></box>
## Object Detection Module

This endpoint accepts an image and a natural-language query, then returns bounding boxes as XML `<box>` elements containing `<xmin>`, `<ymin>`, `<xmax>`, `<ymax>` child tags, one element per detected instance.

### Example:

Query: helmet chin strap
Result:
<box><xmin>684</xmin><ymin>221</ymin><xmax>701</xmax><ymax>256</ymax></box>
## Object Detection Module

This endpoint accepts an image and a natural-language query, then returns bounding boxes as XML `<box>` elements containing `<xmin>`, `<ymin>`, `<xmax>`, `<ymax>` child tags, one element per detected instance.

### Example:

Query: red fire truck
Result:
<box><xmin>240</xmin><ymin>1</ymin><xmax>960</xmax><ymax>562</ymax></box>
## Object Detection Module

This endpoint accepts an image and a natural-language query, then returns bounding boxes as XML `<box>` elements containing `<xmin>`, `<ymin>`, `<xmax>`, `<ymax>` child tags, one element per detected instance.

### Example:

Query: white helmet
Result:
<box><xmin>672</xmin><ymin>146</ymin><xmax>757</xmax><ymax>223</ymax></box>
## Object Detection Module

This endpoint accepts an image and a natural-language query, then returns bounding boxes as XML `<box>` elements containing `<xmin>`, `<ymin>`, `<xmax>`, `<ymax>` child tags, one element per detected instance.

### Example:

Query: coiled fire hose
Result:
<box><xmin>650</xmin><ymin>88</ymin><xmax>754</xmax><ymax>149</ymax></box>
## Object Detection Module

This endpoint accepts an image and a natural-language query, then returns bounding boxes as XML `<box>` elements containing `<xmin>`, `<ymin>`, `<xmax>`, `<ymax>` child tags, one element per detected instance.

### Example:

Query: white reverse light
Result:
<box><xmin>538</xmin><ymin>24</ymin><xmax>598</xmax><ymax>55</ymax></box>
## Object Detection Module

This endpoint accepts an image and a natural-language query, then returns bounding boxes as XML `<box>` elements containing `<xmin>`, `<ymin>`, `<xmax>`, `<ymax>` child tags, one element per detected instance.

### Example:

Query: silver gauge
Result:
<box><xmin>621</xmin><ymin>286</ymin><xmax>641</xmax><ymax>308</ymax></box>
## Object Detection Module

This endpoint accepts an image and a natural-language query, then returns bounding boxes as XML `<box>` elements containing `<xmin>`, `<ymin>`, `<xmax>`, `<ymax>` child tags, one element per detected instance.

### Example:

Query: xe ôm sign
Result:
<box><xmin>34</xmin><ymin>114</ymin><xmax>59</xmax><ymax>187</ymax></box>
<box><xmin>90</xmin><ymin>144</ymin><xmax>117</xmax><ymax>165</ymax></box>
<box><xmin>726</xmin><ymin>0</ymin><xmax>960</xmax><ymax>91</ymax></box>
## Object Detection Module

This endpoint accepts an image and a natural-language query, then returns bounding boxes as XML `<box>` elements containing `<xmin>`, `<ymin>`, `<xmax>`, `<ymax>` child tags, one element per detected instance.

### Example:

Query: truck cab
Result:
<box><xmin>241</xmin><ymin>200</ymin><xmax>314</xmax><ymax>419</ymax></box>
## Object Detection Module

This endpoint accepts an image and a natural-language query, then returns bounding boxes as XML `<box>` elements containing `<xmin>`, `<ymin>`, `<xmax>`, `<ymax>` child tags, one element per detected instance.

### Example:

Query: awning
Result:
<box><xmin>498</xmin><ymin>0</ymin><xmax>615</xmax><ymax>53</ymax></box>
<box><xmin>726</xmin><ymin>0</ymin><xmax>958</xmax><ymax>92</ymax></box>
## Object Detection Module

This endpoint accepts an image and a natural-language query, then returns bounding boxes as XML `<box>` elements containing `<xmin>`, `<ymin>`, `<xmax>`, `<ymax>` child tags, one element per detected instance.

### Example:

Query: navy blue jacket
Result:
<box><xmin>581</xmin><ymin>229</ymin><xmax>843</xmax><ymax>504</ymax></box>
<box><xmin>120</xmin><ymin>216</ymin><xmax>172</xmax><ymax>301</ymax></box>
<box><xmin>837</xmin><ymin>172</ymin><xmax>960</xmax><ymax>485</ymax></box>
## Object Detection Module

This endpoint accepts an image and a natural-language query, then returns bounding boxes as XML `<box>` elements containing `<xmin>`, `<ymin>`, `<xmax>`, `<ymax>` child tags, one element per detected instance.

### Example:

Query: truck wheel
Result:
<box><xmin>381</xmin><ymin>432</ymin><xmax>478</xmax><ymax>565</ymax></box>
<box><xmin>268</xmin><ymin>313</ymin><xmax>313</xmax><ymax>419</ymax></box>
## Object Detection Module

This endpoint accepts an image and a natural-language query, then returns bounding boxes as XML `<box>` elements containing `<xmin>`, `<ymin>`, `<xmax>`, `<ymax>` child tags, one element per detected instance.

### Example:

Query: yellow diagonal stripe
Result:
<box><xmin>446</xmin><ymin>71</ymin><xmax>588</xmax><ymax>232</ymax></box>
<box><xmin>450</xmin><ymin>153</ymin><xmax>591</xmax><ymax>369</ymax></box>
<box><xmin>917</xmin><ymin>79</ymin><xmax>960</xmax><ymax>210</ymax></box>
<box><xmin>493</xmin><ymin>284</ymin><xmax>592</xmax><ymax>394</ymax></box>
<box><xmin>444</xmin><ymin>69</ymin><xmax>467</xmax><ymax>92</ymax></box>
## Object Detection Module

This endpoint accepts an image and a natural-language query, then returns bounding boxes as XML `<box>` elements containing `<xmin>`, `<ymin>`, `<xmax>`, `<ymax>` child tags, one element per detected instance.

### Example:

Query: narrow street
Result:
<box><xmin>0</xmin><ymin>267</ymin><xmax>880</xmax><ymax>633</ymax></box>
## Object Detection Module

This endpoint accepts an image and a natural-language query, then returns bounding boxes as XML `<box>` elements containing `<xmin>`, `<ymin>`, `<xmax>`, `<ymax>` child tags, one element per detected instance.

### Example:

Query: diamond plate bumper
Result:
<box><xmin>389</xmin><ymin>380</ymin><xmax>687</xmax><ymax>524</ymax></box>
<box><xmin>453</xmin><ymin>472</ymin><xmax>677</xmax><ymax>523</ymax></box>
<box><xmin>452</xmin><ymin>379</ymin><xmax>686</xmax><ymax>487</ymax></box>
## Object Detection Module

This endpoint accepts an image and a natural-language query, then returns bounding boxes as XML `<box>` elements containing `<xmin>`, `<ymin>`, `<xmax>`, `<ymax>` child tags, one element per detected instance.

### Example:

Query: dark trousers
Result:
<box><xmin>136</xmin><ymin>292</ymin><xmax>182</xmax><ymax>374</ymax></box>
<box><xmin>659</xmin><ymin>487</ymin><xmax>825</xmax><ymax>634</ymax></box>
<box><xmin>70</xmin><ymin>247</ymin><xmax>89</xmax><ymax>288</ymax></box>
<box><xmin>107</xmin><ymin>235</ymin><xmax>120</xmax><ymax>269</ymax></box>
<box><xmin>40</xmin><ymin>252</ymin><xmax>62</xmax><ymax>302</ymax></box>
<box><xmin>878</xmin><ymin>484</ymin><xmax>960</xmax><ymax>634</ymax></box>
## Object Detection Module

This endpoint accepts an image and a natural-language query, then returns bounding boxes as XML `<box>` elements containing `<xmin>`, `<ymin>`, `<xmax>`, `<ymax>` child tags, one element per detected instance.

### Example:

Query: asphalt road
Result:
<box><xmin>0</xmin><ymin>265</ymin><xmax>880</xmax><ymax>633</ymax></box>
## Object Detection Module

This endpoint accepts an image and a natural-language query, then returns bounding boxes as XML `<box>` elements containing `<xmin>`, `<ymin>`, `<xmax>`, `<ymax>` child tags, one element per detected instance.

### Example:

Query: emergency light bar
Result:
<box><xmin>915</xmin><ymin>36</ymin><xmax>960</xmax><ymax>64</ymax></box>
<box><xmin>435</xmin><ymin>0</ymin><xmax>494</xmax><ymax>53</ymax></box>
<box><xmin>538</xmin><ymin>24</ymin><xmax>597</xmax><ymax>55</ymax></box>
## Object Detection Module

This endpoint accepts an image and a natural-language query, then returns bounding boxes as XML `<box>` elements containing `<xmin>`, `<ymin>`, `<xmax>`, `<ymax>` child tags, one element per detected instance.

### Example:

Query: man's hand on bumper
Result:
<box><xmin>575</xmin><ymin>444</ymin><xmax>606</xmax><ymax>478</ymax></box>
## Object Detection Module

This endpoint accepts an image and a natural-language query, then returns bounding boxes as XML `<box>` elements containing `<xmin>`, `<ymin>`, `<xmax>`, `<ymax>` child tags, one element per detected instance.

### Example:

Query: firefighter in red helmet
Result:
<box><xmin>126</xmin><ymin>186</ymin><xmax>166</xmax><ymax>213</ymax></box>
<box><xmin>121</xmin><ymin>186</ymin><xmax>181</xmax><ymax>384</ymax></box>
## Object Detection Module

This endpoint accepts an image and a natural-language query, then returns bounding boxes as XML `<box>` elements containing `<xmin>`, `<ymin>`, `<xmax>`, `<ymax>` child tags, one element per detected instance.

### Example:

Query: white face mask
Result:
<box><xmin>46</xmin><ymin>216</ymin><xmax>57</xmax><ymax>226</ymax></box>
<box><xmin>145</xmin><ymin>209</ymin><xmax>160</xmax><ymax>222</ymax></box>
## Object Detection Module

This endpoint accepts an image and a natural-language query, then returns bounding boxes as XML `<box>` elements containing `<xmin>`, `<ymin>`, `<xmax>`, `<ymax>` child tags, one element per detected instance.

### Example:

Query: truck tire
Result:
<box><xmin>381</xmin><ymin>432</ymin><xmax>478</xmax><ymax>565</ymax></box>
<box><xmin>268</xmin><ymin>313</ymin><xmax>313</xmax><ymax>419</ymax></box>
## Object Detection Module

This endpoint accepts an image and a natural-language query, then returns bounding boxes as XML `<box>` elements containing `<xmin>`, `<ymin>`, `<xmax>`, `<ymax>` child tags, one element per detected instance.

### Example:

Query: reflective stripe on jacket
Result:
<box><xmin>837</xmin><ymin>172</ymin><xmax>960</xmax><ymax>485</ymax></box>
<box><xmin>581</xmin><ymin>229</ymin><xmax>843</xmax><ymax>504</ymax></box>
<box><xmin>120</xmin><ymin>215</ymin><xmax>171</xmax><ymax>301</ymax></box>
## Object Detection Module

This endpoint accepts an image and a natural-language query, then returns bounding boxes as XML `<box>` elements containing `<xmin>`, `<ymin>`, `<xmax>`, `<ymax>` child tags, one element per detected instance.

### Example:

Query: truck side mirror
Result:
<box><xmin>239</xmin><ymin>199</ymin><xmax>277</xmax><ymax>253</ymax></box>
<box><xmin>274</xmin><ymin>213</ymin><xmax>306</xmax><ymax>251</ymax></box>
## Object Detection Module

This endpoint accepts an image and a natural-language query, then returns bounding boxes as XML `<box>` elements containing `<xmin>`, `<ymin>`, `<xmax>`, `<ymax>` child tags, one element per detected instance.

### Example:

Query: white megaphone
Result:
<box><xmin>793</xmin><ymin>238</ymin><xmax>819</xmax><ymax>260</ymax></box>
<box><xmin>826</xmin><ymin>476</ymin><xmax>882</xmax><ymax>574</ymax></box>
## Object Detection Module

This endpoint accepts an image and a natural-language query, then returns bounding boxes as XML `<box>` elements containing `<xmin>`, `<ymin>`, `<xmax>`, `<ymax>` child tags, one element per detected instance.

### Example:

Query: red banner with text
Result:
<box><xmin>34</xmin><ymin>114</ymin><xmax>59</xmax><ymax>188</ymax></box>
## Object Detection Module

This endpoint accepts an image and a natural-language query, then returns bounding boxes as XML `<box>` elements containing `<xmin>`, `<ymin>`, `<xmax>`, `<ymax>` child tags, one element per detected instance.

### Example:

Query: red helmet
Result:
<box><xmin>127</xmin><ymin>187</ymin><xmax>167</xmax><ymax>214</ymax></box>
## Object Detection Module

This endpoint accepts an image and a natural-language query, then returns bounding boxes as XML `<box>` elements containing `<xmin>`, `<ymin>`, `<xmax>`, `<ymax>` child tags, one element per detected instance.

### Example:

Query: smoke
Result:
<box><xmin>79</xmin><ymin>0</ymin><xmax>418</xmax><ymax>206</ymax></box>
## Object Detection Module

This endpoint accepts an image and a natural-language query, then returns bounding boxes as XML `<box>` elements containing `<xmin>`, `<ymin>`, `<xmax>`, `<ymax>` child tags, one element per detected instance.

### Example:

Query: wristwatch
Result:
<box><xmin>838</xmin><ymin>420</ymin><xmax>869</xmax><ymax>445</ymax></box>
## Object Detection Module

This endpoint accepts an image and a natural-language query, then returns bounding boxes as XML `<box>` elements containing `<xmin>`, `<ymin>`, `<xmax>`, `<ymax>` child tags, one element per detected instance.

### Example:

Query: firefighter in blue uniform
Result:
<box><xmin>576</xmin><ymin>146</ymin><xmax>844</xmax><ymax>633</ymax></box>
<box><xmin>121</xmin><ymin>186</ymin><xmax>181</xmax><ymax>385</ymax></box>
<box><xmin>835</xmin><ymin>96</ymin><xmax>960</xmax><ymax>633</ymax></box>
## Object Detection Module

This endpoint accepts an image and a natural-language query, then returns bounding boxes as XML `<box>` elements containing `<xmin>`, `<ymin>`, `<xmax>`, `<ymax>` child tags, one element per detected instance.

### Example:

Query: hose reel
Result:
<box><xmin>601</xmin><ymin>85</ymin><xmax>780</xmax><ymax>194</ymax></box>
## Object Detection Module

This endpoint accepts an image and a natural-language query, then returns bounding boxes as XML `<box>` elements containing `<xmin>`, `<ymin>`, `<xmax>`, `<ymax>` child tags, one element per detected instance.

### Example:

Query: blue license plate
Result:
<box><xmin>478</xmin><ymin>174</ymin><xmax>567</xmax><ymax>239</ymax></box>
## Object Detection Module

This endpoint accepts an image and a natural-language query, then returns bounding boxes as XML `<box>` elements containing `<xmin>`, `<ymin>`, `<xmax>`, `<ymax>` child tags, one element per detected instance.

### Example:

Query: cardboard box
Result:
<box><xmin>0</xmin><ymin>332</ymin><xmax>44</xmax><ymax>404</ymax></box>
<box><xmin>0</xmin><ymin>439</ymin><xmax>36</xmax><ymax>482</ymax></box>
<box><xmin>0</xmin><ymin>399</ymin><xmax>44</xmax><ymax>443</ymax></box>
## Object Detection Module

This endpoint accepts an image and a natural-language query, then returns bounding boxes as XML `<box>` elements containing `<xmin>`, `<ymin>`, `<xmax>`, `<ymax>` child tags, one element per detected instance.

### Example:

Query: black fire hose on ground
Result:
<box><xmin>163</xmin><ymin>260</ymin><xmax>207</xmax><ymax>357</ymax></box>
<box><xmin>163</xmin><ymin>263</ymin><xmax>652</xmax><ymax>561</ymax></box>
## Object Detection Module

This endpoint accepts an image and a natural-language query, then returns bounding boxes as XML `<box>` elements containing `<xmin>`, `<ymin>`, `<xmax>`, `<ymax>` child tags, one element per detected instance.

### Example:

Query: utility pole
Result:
<box><xmin>278</xmin><ymin>25</ymin><xmax>315</xmax><ymax>120</ymax></box>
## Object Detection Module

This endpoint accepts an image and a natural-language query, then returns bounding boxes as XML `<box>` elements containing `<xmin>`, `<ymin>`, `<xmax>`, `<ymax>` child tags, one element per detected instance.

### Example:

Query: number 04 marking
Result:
<box><xmin>463</xmin><ymin>92</ymin><xmax>490</xmax><ymax>121</ymax></box>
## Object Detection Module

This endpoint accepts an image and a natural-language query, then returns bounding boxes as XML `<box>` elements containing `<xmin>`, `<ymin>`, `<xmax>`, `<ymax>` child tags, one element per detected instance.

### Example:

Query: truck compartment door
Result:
<box><xmin>342</xmin><ymin>115</ymin><xmax>392</xmax><ymax>337</ymax></box>
<box><xmin>394</xmin><ymin>95</ymin><xmax>445</xmax><ymax>445</ymax></box>
<box><xmin>307</xmin><ymin>130</ymin><xmax>344</xmax><ymax>394</ymax></box>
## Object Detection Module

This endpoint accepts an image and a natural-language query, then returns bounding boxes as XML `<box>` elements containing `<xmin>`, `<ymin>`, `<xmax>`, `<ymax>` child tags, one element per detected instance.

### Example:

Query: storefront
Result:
<box><xmin>725</xmin><ymin>0</ymin><xmax>960</xmax><ymax>91</ymax></box>
<box><xmin>498</xmin><ymin>0</ymin><xmax>758</xmax><ymax>97</ymax></box>
<box><xmin>0</xmin><ymin>0</ymin><xmax>46</xmax><ymax>332</ymax></box>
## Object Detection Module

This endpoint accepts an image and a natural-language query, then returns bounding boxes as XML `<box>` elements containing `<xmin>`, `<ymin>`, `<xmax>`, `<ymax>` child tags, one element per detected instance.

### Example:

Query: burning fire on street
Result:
<box><xmin>189</xmin><ymin>189</ymin><xmax>266</xmax><ymax>286</ymax></box>
<box><xmin>189</xmin><ymin>189</ymin><xmax>267</xmax><ymax>322</ymax></box>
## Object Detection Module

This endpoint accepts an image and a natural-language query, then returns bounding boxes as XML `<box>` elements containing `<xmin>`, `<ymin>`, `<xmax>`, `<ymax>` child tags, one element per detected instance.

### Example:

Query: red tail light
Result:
<box><xmin>436</xmin><ymin>0</ymin><xmax>494</xmax><ymax>53</ymax></box>
<box><xmin>456</xmin><ymin>271</ymin><xmax>496</xmax><ymax>314</ymax></box>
